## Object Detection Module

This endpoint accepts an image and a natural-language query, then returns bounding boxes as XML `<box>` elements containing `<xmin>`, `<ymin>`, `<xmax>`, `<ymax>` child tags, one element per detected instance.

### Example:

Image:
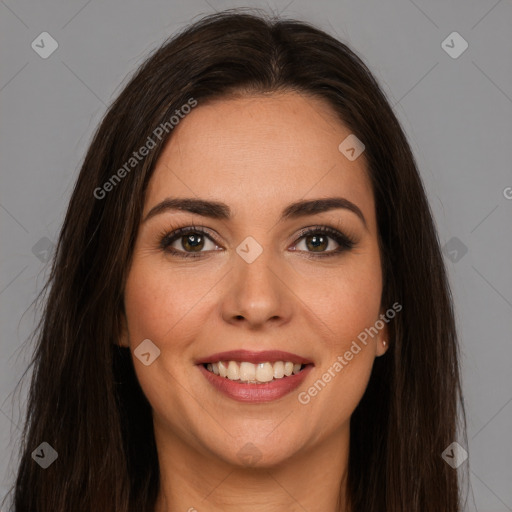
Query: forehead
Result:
<box><xmin>146</xmin><ymin>92</ymin><xmax>375</xmax><ymax>229</ymax></box>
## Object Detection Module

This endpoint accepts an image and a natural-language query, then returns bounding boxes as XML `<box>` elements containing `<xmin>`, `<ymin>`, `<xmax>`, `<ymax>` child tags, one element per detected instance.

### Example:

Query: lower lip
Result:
<box><xmin>198</xmin><ymin>364</ymin><xmax>313</xmax><ymax>403</ymax></box>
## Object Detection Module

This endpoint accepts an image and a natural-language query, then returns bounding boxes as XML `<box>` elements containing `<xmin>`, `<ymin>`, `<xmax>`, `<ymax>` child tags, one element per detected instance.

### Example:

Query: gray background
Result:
<box><xmin>1</xmin><ymin>0</ymin><xmax>511</xmax><ymax>510</ymax></box>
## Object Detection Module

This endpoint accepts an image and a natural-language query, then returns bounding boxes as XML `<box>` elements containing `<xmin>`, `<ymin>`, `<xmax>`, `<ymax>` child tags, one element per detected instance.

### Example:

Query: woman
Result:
<box><xmin>8</xmin><ymin>9</ymin><xmax>467</xmax><ymax>512</ymax></box>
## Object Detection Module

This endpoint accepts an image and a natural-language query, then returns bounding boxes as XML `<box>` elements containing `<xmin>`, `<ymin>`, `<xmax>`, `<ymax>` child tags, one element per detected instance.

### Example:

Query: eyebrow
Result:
<box><xmin>143</xmin><ymin>196</ymin><xmax>367</xmax><ymax>229</ymax></box>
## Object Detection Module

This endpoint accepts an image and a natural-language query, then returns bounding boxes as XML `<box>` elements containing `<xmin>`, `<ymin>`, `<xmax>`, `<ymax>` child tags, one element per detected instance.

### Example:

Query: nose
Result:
<box><xmin>220</xmin><ymin>245</ymin><xmax>294</xmax><ymax>329</ymax></box>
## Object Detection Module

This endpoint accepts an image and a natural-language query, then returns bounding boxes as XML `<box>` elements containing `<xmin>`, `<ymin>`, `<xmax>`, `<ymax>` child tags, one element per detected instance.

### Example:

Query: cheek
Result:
<box><xmin>294</xmin><ymin>252</ymin><xmax>383</xmax><ymax>350</ymax></box>
<box><xmin>311</xmin><ymin>282</ymin><xmax>382</xmax><ymax>344</ymax></box>
<box><xmin>123</xmin><ymin>259</ymin><xmax>209</xmax><ymax>344</ymax></box>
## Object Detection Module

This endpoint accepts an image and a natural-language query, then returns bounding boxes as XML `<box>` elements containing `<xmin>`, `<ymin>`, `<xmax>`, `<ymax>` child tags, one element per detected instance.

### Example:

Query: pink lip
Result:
<box><xmin>198</xmin><ymin>363</ymin><xmax>313</xmax><ymax>403</ymax></box>
<box><xmin>196</xmin><ymin>349</ymin><xmax>313</xmax><ymax>365</ymax></box>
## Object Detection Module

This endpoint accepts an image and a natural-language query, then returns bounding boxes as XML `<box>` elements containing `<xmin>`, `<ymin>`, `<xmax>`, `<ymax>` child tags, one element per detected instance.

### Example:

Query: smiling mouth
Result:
<box><xmin>202</xmin><ymin>361</ymin><xmax>310</xmax><ymax>384</ymax></box>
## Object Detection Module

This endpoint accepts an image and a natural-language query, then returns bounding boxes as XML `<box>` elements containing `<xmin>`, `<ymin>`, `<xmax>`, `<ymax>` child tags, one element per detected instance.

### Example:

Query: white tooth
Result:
<box><xmin>273</xmin><ymin>361</ymin><xmax>285</xmax><ymax>379</ymax></box>
<box><xmin>256</xmin><ymin>362</ymin><xmax>274</xmax><ymax>382</ymax></box>
<box><xmin>239</xmin><ymin>362</ymin><xmax>256</xmax><ymax>381</ymax></box>
<box><xmin>218</xmin><ymin>361</ymin><xmax>228</xmax><ymax>378</ymax></box>
<box><xmin>227</xmin><ymin>361</ymin><xmax>240</xmax><ymax>380</ymax></box>
<box><xmin>212</xmin><ymin>360</ymin><xmax>301</xmax><ymax>383</ymax></box>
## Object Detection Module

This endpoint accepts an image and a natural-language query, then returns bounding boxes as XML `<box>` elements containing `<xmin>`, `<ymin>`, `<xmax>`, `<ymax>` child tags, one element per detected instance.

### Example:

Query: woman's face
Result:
<box><xmin>120</xmin><ymin>91</ymin><xmax>388</xmax><ymax>468</ymax></box>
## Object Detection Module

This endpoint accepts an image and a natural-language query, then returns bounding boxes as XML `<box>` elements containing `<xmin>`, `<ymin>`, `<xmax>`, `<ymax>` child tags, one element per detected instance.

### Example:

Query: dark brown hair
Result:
<box><xmin>7</xmin><ymin>8</ymin><xmax>468</xmax><ymax>511</ymax></box>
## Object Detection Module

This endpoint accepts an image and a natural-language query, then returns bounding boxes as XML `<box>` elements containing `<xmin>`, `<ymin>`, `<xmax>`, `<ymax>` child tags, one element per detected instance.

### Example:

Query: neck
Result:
<box><xmin>154</xmin><ymin>423</ymin><xmax>351</xmax><ymax>512</ymax></box>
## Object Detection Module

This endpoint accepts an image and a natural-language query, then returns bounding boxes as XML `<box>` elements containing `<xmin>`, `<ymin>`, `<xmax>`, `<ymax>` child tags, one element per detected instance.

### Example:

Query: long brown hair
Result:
<box><xmin>7</xmin><ymin>8</ymin><xmax>468</xmax><ymax>511</ymax></box>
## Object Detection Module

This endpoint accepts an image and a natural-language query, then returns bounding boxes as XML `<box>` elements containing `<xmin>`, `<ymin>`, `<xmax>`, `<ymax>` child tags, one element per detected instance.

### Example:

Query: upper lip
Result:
<box><xmin>196</xmin><ymin>349</ymin><xmax>313</xmax><ymax>365</ymax></box>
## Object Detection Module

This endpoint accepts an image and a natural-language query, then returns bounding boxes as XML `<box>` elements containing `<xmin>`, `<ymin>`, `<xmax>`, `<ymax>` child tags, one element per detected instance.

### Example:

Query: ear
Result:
<box><xmin>117</xmin><ymin>304</ymin><xmax>130</xmax><ymax>348</ymax></box>
<box><xmin>375</xmin><ymin>309</ymin><xmax>390</xmax><ymax>357</ymax></box>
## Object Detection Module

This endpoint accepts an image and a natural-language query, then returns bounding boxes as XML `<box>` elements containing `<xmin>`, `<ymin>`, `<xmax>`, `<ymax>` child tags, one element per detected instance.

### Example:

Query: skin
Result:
<box><xmin>119</xmin><ymin>91</ymin><xmax>389</xmax><ymax>512</ymax></box>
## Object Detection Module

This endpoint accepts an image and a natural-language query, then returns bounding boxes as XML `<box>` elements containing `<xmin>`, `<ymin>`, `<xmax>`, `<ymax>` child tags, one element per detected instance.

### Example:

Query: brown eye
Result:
<box><xmin>160</xmin><ymin>227</ymin><xmax>220</xmax><ymax>258</ymax></box>
<box><xmin>303</xmin><ymin>233</ymin><xmax>329</xmax><ymax>252</ymax></box>
<box><xmin>292</xmin><ymin>226</ymin><xmax>356</xmax><ymax>257</ymax></box>
<box><xmin>178</xmin><ymin>233</ymin><xmax>205</xmax><ymax>252</ymax></box>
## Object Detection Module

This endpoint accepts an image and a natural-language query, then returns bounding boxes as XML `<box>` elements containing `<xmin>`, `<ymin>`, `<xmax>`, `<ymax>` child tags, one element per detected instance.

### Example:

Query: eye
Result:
<box><xmin>291</xmin><ymin>226</ymin><xmax>356</xmax><ymax>258</ymax></box>
<box><xmin>159</xmin><ymin>225</ymin><xmax>221</xmax><ymax>258</ymax></box>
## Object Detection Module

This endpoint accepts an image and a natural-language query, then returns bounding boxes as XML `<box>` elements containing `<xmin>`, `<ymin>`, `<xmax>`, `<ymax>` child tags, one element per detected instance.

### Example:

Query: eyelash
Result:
<box><xmin>158</xmin><ymin>223</ymin><xmax>356</xmax><ymax>260</ymax></box>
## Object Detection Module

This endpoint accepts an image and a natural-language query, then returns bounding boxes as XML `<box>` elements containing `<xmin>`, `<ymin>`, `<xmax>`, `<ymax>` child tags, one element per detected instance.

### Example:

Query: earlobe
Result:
<box><xmin>376</xmin><ymin>339</ymin><xmax>388</xmax><ymax>357</ymax></box>
<box><xmin>117</xmin><ymin>308</ymin><xmax>130</xmax><ymax>348</ymax></box>
<box><xmin>117</xmin><ymin>336</ymin><xmax>130</xmax><ymax>348</ymax></box>
<box><xmin>376</xmin><ymin>312</ymin><xmax>390</xmax><ymax>357</ymax></box>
